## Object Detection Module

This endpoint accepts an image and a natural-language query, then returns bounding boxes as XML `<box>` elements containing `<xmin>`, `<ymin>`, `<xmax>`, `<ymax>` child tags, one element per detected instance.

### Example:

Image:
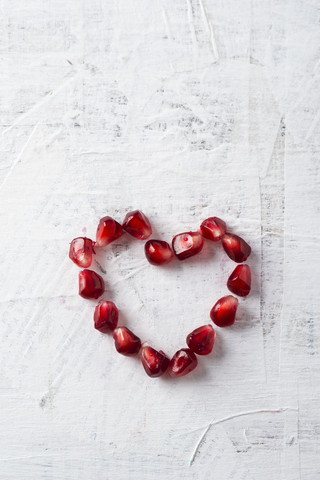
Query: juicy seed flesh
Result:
<box><xmin>168</xmin><ymin>348</ymin><xmax>198</xmax><ymax>377</ymax></box>
<box><xmin>94</xmin><ymin>300</ymin><xmax>118</xmax><ymax>332</ymax></box>
<box><xmin>210</xmin><ymin>295</ymin><xmax>239</xmax><ymax>327</ymax></box>
<box><xmin>172</xmin><ymin>231</ymin><xmax>204</xmax><ymax>260</ymax></box>
<box><xmin>79</xmin><ymin>269</ymin><xmax>105</xmax><ymax>299</ymax></box>
<box><xmin>123</xmin><ymin>210</ymin><xmax>152</xmax><ymax>240</ymax></box>
<box><xmin>96</xmin><ymin>216</ymin><xmax>123</xmax><ymax>247</ymax></box>
<box><xmin>186</xmin><ymin>325</ymin><xmax>216</xmax><ymax>355</ymax></box>
<box><xmin>69</xmin><ymin>237</ymin><xmax>94</xmax><ymax>268</ymax></box>
<box><xmin>141</xmin><ymin>346</ymin><xmax>170</xmax><ymax>377</ymax></box>
<box><xmin>222</xmin><ymin>233</ymin><xmax>251</xmax><ymax>263</ymax></box>
<box><xmin>113</xmin><ymin>327</ymin><xmax>141</xmax><ymax>356</ymax></box>
<box><xmin>144</xmin><ymin>239</ymin><xmax>174</xmax><ymax>266</ymax></box>
<box><xmin>227</xmin><ymin>264</ymin><xmax>251</xmax><ymax>297</ymax></box>
<box><xmin>200</xmin><ymin>217</ymin><xmax>226</xmax><ymax>242</ymax></box>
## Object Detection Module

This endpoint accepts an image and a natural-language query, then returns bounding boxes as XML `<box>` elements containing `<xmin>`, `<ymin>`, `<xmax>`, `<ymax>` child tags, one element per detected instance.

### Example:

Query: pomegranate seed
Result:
<box><xmin>123</xmin><ymin>210</ymin><xmax>152</xmax><ymax>240</ymax></box>
<box><xmin>227</xmin><ymin>264</ymin><xmax>251</xmax><ymax>297</ymax></box>
<box><xmin>172</xmin><ymin>231</ymin><xmax>204</xmax><ymax>260</ymax></box>
<box><xmin>96</xmin><ymin>216</ymin><xmax>123</xmax><ymax>247</ymax></box>
<box><xmin>69</xmin><ymin>237</ymin><xmax>94</xmax><ymax>268</ymax></box>
<box><xmin>144</xmin><ymin>239</ymin><xmax>174</xmax><ymax>266</ymax></box>
<box><xmin>94</xmin><ymin>300</ymin><xmax>118</xmax><ymax>333</ymax></box>
<box><xmin>186</xmin><ymin>325</ymin><xmax>216</xmax><ymax>355</ymax></box>
<box><xmin>141</xmin><ymin>346</ymin><xmax>170</xmax><ymax>377</ymax></box>
<box><xmin>113</xmin><ymin>327</ymin><xmax>141</xmax><ymax>356</ymax></box>
<box><xmin>222</xmin><ymin>233</ymin><xmax>251</xmax><ymax>263</ymax></box>
<box><xmin>200</xmin><ymin>217</ymin><xmax>226</xmax><ymax>242</ymax></box>
<box><xmin>79</xmin><ymin>269</ymin><xmax>104</xmax><ymax>299</ymax></box>
<box><xmin>168</xmin><ymin>349</ymin><xmax>198</xmax><ymax>377</ymax></box>
<box><xmin>210</xmin><ymin>295</ymin><xmax>239</xmax><ymax>327</ymax></box>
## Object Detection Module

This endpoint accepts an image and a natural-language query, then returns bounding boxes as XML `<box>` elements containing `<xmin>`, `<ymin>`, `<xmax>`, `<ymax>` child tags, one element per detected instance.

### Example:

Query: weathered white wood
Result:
<box><xmin>0</xmin><ymin>0</ymin><xmax>319</xmax><ymax>478</ymax></box>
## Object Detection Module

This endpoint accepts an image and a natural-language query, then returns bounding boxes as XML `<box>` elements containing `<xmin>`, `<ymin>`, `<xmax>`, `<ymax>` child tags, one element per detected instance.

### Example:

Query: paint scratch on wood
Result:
<box><xmin>189</xmin><ymin>407</ymin><xmax>298</xmax><ymax>466</ymax></box>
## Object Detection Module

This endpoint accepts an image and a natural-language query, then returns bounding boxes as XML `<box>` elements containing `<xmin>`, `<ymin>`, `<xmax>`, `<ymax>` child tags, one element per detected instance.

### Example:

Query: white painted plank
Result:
<box><xmin>0</xmin><ymin>0</ymin><xmax>319</xmax><ymax>478</ymax></box>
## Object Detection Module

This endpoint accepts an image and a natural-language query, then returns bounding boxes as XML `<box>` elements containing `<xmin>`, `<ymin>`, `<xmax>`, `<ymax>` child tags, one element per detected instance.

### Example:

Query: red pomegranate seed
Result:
<box><xmin>222</xmin><ymin>233</ymin><xmax>251</xmax><ymax>263</ymax></box>
<box><xmin>79</xmin><ymin>269</ymin><xmax>104</xmax><ymax>299</ymax></box>
<box><xmin>168</xmin><ymin>349</ymin><xmax>198</xmax><ymax>377</ymax></box>
<box><xmin>227</xmin><ymin>264</ymin><xmax>251</xmax><ymax>297</ymax></box>
<box><xmin>200</xmin><ymin>217</ymin><xmax>226</xmax><ymax>242</ymax></box>
<box><xmin>186</xmin><ymin>325</ymin><xmax>216</xmax><ymax>355</ymax></box>
<box><xmin>96</xmin><ymin>216</ymin><xmax>123</xmax><ymax>247</ymax></box>
<box><xmin>94</xmin><ymin>300</ymin><xmax>118</xmax><ymax>333</ymax></box>
<box><xmin>113</xmin><ymin>327</ymin><xmax>141</xmax><ymax>356</ymax></box>
<box><xmin>69</xmin><ymin>237</ymin><xmax>94</xmax><ymax>268</ymax></box>
<box><xmin>122</xmin><ymin>210</ymin><xmax>152</xmax><ymax>240</ymax></box>
<box><xmin>172</xmin><ymin>231</ymin><xmax>204</xmax><ymax>260</ymax></box>
<box><xmin>144</xmin><ymin>239</ymin><xmax>174</xmax><ymax>266</ymax></box>
<box><xmin>210</xmin><ymin>295</ymin><xmax>239</xmax><ymax>327</ymax></box>
<box><xmin>141</xmin><ymin>346</ymin><xmax>170</xmax><ymax>377</ymax></box>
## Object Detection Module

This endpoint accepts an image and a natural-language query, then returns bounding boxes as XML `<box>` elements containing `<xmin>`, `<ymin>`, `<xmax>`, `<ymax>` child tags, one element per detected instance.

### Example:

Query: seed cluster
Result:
<box><xmin>69</xmin><ymin>211</ymin><xmax>252</xmax><ymax>378</ymax></box>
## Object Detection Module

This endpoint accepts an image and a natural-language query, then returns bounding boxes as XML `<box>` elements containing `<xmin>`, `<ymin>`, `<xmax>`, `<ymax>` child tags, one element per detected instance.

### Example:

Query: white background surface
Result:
<box><xmin>0</xmin><ymin>1</ymin><xmax>319</xmax><ymax>479</ymax></box>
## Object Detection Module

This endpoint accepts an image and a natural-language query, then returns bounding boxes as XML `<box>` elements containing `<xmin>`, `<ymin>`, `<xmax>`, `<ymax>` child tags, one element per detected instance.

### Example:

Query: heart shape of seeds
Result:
<box><xmin>69</xmin><ymin>211</ymin><xmax>252</xmax><ymax>379</ymax></box>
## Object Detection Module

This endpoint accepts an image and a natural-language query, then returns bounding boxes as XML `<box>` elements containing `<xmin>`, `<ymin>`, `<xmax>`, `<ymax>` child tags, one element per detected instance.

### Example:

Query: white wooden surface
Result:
<box><xmin>0</xmin><ymin>1</ymin><xmax>319</xmax><ymax>479</ymax></box>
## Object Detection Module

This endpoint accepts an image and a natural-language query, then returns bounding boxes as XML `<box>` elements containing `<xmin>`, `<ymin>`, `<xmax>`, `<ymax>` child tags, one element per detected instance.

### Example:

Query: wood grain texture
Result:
<box><xmin>0</xmin><ymin>0</ymin><xmax>319</xmax><ymax>478</ymax></box>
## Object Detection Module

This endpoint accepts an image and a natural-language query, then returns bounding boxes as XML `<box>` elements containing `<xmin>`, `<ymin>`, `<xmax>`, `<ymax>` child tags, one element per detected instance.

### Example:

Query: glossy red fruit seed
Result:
<box><xmin>113</xmin><ymin>327</ymin><xmax>141</xmax><ymax>356</ymax></box>
<box><xmin>222</xmin><ymin>233</ymin><xmax>251</xmax><ymax>263</ymax></box>
<box><xmin>172</xmin><ymin>231</ymin><xmax>204</xmax><ymax>260</ymax></box>
<box><xmin>186</xmin><ymin>325</ymin><xmax>216</xmax><ymax>355</ymax></box>
<box><xmin>144</xmin><ymin>239</ymin><xmax>174</xmax><ymax>266</ymax></box>
<box><xmin>200</xmin><ymin>217</ymin><xmax>226</xmax><ymax>242</ymax></box>
<box><xmin>96</xmin><ymin>216</ymin><xmax>123</xmax><ymax>247</ymax></box>
<box><xmin>227</xmin><ymin>264</ymin><xmax>251</xmax><ymax>297</ymax></box>
<box><xmin>210</xmin><ymin>295</ymin><xmax>239</xmax><ymax>327</ymax></box>
<box><xmin>94</xmin><ymin>300</ymin><xmax>118</xmax><ymax>333</ymax></box>
<box><xmin>69</xmin><ymin>237</ymin><xmax>94</xmax><ymax>268</ymax></box>
<box><xmin>168</xmin><ymin>349</ymin><xmax>198</xmax><ymax>377</ymax></box>
<box><xmin>123</xmin><ymin>210</ymin><xmax>152</xmax><ymax>240</ymax></box>
<box><xmin>79</xmin><ymin>269</ymin><xmax>104</xmax><ymax>299</ymax></box>
<box><xmin>141</xmin><ymin>346</ymin><xmax>170</xmax><ymax>377</ymax></box>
